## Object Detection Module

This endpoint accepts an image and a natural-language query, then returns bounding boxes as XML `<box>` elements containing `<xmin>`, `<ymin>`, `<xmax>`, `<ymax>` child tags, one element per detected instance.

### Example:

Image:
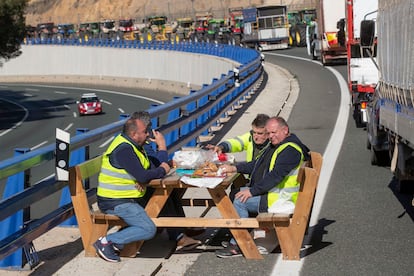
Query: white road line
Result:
<box><xmin>6</xmin><ymin>84</ymin><xmax>165</xmax><ymax>104</ymax></box>
<box><xmin>265</xmin><ymin>53</ymin><xmax>350</xmax><ymax>276</ymax></box>
<box><xmin>31</xmin><ymin>141</ymin><xmax>48</xmax><ymax>150</ymax></box>
<box><xmin>55</xmin><ymin>91</ymin><xmax>68</xmax><ymax>94</ymax></box>
<box><xmin>64</xmin><ymin>123</ymin><xmax>73</xmax><ymax>131</ymax></box>
<box><xmin>101</xmin><ymin>100</ymin><xmax>112</xmax><ymax>105</ymax></box>
<box><xmin>64</xmin><ymin>104</ymin><xmax>70</xmax><ymax>109</ymax></box>
<box><xmin>100</xmin><ymin>136</ymin><xmax>115</xmax><ymax>148</ymax></box>
<box><xmin>118</xmin><ymin>108</ymin><xmax>125</xmax><ymax>113</ymax></box>
<box><xmin>0</xmin><ymin>97</ymin><xmax>29</xmax><ymax>137</ymax></box>
<box><xmin>73</xmin><ymin>112</ymin><xmax>77</xmax><ymax>118</ymax></box>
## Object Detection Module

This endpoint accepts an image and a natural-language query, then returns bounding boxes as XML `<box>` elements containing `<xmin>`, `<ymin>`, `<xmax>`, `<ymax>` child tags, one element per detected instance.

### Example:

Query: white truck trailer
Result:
<box><xmin>366</xmin><ymin>0</ymin><xmax>414</xmax><ymax>192</ymax></box>
<box><xmin>307</xmin><ymin>0</ymin><xmax>347</xmax><ymax>65</ymax></box>
<box><xmin>241</xmin><ymin>5</ymin><xmax>289</xmax><ymax>51</ymax></box>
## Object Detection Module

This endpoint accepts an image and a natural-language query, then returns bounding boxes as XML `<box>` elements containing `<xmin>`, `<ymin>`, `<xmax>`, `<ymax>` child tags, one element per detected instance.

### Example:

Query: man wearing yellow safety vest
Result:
<box><xmin>215</xmin><ymin>116</ymin><xmax>310</xmax><ymax>258</ymax></box>
<box><xmin>206</xmin><ymin>113</ymin><xmax>270</xmax><ymax>162</ymax></box>
<box><xmin>93</xmin><ymin>111</ymin><xmax>200</xmax><ymax>263</ymax></box>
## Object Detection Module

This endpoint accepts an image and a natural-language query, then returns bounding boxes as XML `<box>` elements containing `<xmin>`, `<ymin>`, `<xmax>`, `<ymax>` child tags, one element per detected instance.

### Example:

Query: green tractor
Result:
<box><xmin>176</xmin><ymin>17</ymin><xmax>194</xmax><ymax>42</ymax></box>
<box><xmin>78</xmin><ymin>22</ymin><xmax>100</xmax><ymax>41</ymax></box>
<box><xmin>288</xmin><ymin>9</ymin><xmax>317</xmax><ymax>47</ymax></box>
<box><xmin>206</xmin><ymin>18</ymin><xmax>231</xmax><ymax>44</ymax></box>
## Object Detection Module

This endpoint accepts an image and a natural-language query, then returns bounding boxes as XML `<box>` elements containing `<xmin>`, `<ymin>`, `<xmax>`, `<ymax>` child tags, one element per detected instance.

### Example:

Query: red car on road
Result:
<box><xmin>77</xmin><ymin>93</ymin><xmax>103</xmax><ymax>115</ymax></box>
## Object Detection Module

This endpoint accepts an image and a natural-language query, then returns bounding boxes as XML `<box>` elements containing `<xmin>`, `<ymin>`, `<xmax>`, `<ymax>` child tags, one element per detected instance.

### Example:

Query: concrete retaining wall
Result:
<box><xmin>0</xmin><ymin>45</ymin><xmax>239</xmax><ymax>95</ymax></box>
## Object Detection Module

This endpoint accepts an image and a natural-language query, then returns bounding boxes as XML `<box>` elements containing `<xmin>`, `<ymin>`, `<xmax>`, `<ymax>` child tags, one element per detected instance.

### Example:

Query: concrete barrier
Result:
<box><xmin>0</xmin><ymin>45</ymin><xmax>240</xmax><ymax>95</ymax></box>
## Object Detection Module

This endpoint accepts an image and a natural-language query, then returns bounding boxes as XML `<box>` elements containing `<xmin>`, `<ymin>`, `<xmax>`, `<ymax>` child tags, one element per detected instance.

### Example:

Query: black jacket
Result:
<box><xmin>236</xmin><ymin>133</ymin><xmax>310</xmax><ymax>212</ymax></box>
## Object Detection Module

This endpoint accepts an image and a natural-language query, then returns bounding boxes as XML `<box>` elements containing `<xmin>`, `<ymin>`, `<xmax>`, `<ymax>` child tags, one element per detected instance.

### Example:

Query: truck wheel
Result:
<box><xmin>371</xmin><ymin>147</ymin><xmax>390</xmax><ymax>166</ymax></box>
<box><xmin>397</xmin><ymin>179</ymin><xmax>414</xmax><ymax>194</ymax></box>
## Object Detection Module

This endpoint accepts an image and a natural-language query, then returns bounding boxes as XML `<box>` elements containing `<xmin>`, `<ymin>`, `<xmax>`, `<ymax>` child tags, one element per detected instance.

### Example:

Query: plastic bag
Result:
<box><xmin>267</xmin><ymin>190</ymin><xmax>295</xmax><ymax>214</ymax></box>
<box><xmin>172</xmin><ymin>150</ymin><xmax>215</xmax><ymax>169</ymax></box>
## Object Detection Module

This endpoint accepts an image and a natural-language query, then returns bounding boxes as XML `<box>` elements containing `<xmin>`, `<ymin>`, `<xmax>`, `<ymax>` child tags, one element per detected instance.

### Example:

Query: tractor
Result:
<box><xmin>176</xmin><ymin>17</ymin><xmax>194</xmax><ymax>42</ymax></box>
<box><xmin>118</xmin><ymin>19</ymin><xmax>140</xmax><ymax>40</ymax></box>
<box><xmin>288</xmin><ymin>9</ymin><xmax>317</xmax><ymax>47</ymax></box>
<box><xmin>206</xmin><ymin>18</ymin><xmax>231</xmax><ymax>44</ymax></box>
<box><xmin>229</xmin><ymin>7</ymin><xmax>244</xmax><ymax>45</ymax></box>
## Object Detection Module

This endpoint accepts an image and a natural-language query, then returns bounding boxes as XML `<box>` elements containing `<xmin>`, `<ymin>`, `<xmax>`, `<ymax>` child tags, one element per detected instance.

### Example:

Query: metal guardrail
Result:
<box><xmin>0</xmin><ymin>38</ymin><xmax>263</xmax><ymax>268</ymax></box>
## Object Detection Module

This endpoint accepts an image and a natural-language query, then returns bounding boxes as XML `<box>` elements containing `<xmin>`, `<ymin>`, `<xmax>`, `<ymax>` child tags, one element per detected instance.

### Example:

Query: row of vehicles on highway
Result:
<box><xmin>26</xmin><ymin>5</ymin><xmax>318</xmax><ymax>51</ymax></box>
<box><xmin>310</xmin><ymin>0</ymin><xmax>414</xmax><ymax>192</ymax></box>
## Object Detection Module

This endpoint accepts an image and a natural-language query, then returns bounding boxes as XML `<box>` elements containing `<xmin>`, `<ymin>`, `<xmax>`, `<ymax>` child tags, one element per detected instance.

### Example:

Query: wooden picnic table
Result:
<box><xmin>146</xmin><ymin>172</ymin><xmax>263</xmax><ymax>260</ymax></box>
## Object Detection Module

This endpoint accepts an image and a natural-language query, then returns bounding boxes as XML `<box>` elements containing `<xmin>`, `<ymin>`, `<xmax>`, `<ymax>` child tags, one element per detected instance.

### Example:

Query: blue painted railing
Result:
<box><xmin>0</xmin><ymin>38</ymin><xmax>263</xmax><ymax>269</ymax></box>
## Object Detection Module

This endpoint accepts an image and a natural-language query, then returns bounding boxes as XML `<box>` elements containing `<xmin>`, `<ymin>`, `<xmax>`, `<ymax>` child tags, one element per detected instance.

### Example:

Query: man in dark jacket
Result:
<box><xmin>215</xmin><ymin>116</ymin><xmax>310</xmax><ymax>258</ymax></box>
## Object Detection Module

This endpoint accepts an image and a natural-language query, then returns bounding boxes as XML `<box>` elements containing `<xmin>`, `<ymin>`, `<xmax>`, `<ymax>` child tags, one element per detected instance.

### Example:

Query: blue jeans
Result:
<box><xmin>230</xmin><ymin>187</ymin><xmax>261</xmax><ymax>245</ymax></box>
<box><xmin>105</xmin><ymin>202</ymin><xmax>156</xmax><ymax>245</ymax></box>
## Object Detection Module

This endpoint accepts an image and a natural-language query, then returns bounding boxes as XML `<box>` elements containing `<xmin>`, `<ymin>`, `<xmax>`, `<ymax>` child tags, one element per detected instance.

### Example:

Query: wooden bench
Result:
<box><xmin>255</xmin><ymin>151</ymin><xmax>323</xmax><ymax>260</ymax></box>
<box><xmin>68</xmin><ymin>155</ymin><xmax>142</xmax><ymax>258</ymax></box>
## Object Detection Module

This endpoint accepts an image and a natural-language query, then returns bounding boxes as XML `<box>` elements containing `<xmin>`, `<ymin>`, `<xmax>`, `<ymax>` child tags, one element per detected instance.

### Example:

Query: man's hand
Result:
<box><xmin>149</xmin><ymin>130</ymin><xmax>167</xmax><ymax>150</ymax></box>
<box><xmin>159</xmin><ymin>162</ymin><xmax>171</xmax><ymax>174</ymax></box>
<box><xmin>219</xmin><ymin>164</ymin><xmax>236</xmax><ymax>173</ymax></box>
<box><xmin>135</xmin><ymin>183</ymin><xmax>145</xmax><ymax>192</ymax></box>
<box><xmin>235</xmin><ymin>189</ymin><xmax>252</xmax><ymax>203</ymax></box>
<box><xmin>205</xmin><ymin>144</ymin><xmax>223</xmax><ymax>154</ymax></box>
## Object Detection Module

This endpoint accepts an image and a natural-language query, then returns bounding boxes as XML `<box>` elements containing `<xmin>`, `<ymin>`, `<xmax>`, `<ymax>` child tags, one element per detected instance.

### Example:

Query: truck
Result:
<box><xmin>241</xmin><ymin>5</ymin><xmax>289</xmax><ymax>51</ymax></box>
<box><xmin>307</xmin><ymin>0</ymin><xmax>347</xmax><ymax>64</ymax></box>
<box><xmin>346</xmin><ymin>0</ymin><xmax>378</xmax><ymax>127</ymax></box>
<box><xmin>365</xmin><ymin>0</ymin><xmax>414</xmax><ymax>192</ymax></box>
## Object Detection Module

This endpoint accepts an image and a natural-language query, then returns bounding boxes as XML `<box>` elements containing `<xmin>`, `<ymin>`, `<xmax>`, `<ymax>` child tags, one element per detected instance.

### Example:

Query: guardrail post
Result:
<box><xmin>181</xmin><ymin>90</ymin><xmax>197</xmax><ymax>147</ymax></box>
<box><xmin>0</xmin><ymin>148</ymin><xmax>30</xmax><ymax>269</ymax></box>
<box><xmin>59</xmin><ymin>128</ymin><xmax>89</xmax><ymax>226</ymax></box>
<box><xmin>165</xmin><ymin>96</ymin><xmax>181</xmax><ymax>147</ymax></box>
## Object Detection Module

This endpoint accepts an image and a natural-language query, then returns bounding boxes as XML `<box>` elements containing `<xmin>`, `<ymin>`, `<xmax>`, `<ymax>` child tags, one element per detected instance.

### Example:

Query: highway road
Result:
<box><xmin>0</xmin><ymin>83</ymin><xmax>181</xmax><ymax>218</ymax></box>
<box><xmin>0</xmin><ymin>47</ymin><xmax>413</xmax><ymax>275</ymax></box>
<box><xmin>185</xmin><ymin>48</ymin><xmax>414</xmax><ymax>275</ymax></box>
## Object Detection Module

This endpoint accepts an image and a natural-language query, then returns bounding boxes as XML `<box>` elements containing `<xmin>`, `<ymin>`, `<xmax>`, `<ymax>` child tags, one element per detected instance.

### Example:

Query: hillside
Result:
<box><xmin>25</xmin><ymin>0</ymin><xmax>318</xmax><ymax>26</ymax></box>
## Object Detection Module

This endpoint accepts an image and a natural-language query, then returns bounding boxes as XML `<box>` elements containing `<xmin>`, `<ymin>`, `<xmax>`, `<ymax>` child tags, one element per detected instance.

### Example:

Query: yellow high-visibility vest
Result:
<box><xmin>267</xmin><ymin>142</ymin><xmax>304</xmax><ymax>208</ymax></box>
<box><xmin>98</xmin><ymin>135</ymin><xmax>150</xmax><ymax>198</ymax></box>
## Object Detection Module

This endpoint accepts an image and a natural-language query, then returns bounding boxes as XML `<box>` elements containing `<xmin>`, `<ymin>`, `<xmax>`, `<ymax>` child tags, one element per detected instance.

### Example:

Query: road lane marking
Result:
<box><xmin>100</xmin><ymin>136</ymin><xmax>114</xmax><ymax>148</ymax></box>
<box><xmin>0</xmin><ymin>97</ymin><xmax>29</xmax><ymax>137</ymax></box>
<box><xmin>54</xmin><ymin>91</ymin><xmax>68</xmax><ymax>94</ymax></box>
<box><xmin>118</xmin><ymin>108</ymin><xmax>125</xmax><ymax>113</ymax></box>
<box><xmin>31</xmin><ymin>141</ymin><xmax>48</xmax><ymax>150</ymax></box>
<box><xmin>64</xmin><ymin>123</ymin><xmax>73</xmax><ymax>131</ymax></box>
<box><xmin>266</xmin><ymin>53</ymin><xmax>350</xmax><ymax>276</ymax></box>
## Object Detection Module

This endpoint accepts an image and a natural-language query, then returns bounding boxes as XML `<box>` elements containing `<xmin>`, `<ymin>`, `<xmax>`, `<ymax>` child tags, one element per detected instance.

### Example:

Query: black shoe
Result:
<box><xmin>93</xmin><ymin>238</ymin><xmax>121</xmax><ymax>262</ymax></box>
<box><xmin>215</xmin><ymin>244</ymin><xmax>242</xmax><ymax>258</ymax></box>
<box><xmin>112</xmin><ymin>243</ymin><xmax>124</xmax><ymax>253</ymax></box>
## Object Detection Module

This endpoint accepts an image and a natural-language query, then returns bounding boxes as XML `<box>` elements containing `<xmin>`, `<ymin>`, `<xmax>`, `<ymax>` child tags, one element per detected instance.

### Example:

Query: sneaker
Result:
<box><xmin>221</xmin><ymin>241</ymin><xmax>230</xmax><ymax>248</ymax></box>
<box><xmin>215</xmin><ymin>244</ymin><xmax>242</xmax><ymax>258</ymax></box>
<box><xmin>93</xmin><ymin>238</ymin><xmax>121</xmax><ymax>262</ymax></box>
<box><xmin>112</xmin><ymin>243</ymin><xmax>124</xmax><ymax>253</ymax></box>
<box><xmin>176</xmin><ymin>235</ymin><xmax>202</xmax><ymax>251</ymax></box>
<box><xmin>256</xmin><ymin>245</ymin><xmax>269</xmax><ymax>255</ymax></box>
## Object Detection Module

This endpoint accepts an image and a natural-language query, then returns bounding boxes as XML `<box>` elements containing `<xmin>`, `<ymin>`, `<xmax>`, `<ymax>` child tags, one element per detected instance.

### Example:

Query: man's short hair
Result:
<box><xmin>123</xmin><ymin>111</ymin><xmax>151</xmax><ymax>134</ymax></box>
<box><xmin>251</xmin><ymin>114</ymin><xmax>270</xmax><ymax>128</ymax></box>
<box><xmin>130</xmin><ymin>111</ymin><xmax>151</xmax><ymax>127</ymax></box>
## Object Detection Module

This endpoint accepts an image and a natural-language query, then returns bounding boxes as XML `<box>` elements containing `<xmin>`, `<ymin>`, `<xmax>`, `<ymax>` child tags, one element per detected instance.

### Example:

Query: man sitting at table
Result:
<box><xmin>94</xmin><ymin>111</ymin><xmax>200</xmax><ymax>263</ymax></box>
<box><xmin>215</xmin><ymin>116</ymin><xmax>310</xmax><ymax>258</ymax></box>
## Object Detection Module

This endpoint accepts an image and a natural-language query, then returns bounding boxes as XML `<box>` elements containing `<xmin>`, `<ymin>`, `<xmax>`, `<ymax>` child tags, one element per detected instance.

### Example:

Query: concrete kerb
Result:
<box><xmin>0</xmin><ymin>61</ymin><xmax>299</xmax><ymax>276</ymax></box>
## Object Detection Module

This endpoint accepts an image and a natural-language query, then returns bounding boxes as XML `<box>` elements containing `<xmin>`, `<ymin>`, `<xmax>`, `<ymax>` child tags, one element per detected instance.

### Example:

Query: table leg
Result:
<box><xmin>145</xmin><ymin>187</ymin><xmax>173</xmax><ymax>217</ymax></box>
<box><xmin>209</xmin><ymin>187</ymin><xmax>263</xmax><ymax>260</ymax></box>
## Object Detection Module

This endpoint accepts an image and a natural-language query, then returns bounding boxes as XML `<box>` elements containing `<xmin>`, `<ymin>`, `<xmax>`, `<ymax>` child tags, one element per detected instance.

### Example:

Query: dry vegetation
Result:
<box><xmin>25</xmin><ymin>0</ymin><xmax>318</xmax><ymax>26</ymax></box>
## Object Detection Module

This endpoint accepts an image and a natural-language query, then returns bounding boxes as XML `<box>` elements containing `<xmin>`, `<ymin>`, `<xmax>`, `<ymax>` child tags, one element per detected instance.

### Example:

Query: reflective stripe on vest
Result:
<box><xmin>267</xmin><ymin>142</ymin><xmax>304</xmax><ymax>208</ymax></box>
<box><xmin>98</xmin><ymin>134</ymin><xmax>150</xmax><ymax>198</ymax></box>
<box><xmin>224</xmin><ymin>132</ymin><xmax>267</xmax><ymax>162</ymax></box>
